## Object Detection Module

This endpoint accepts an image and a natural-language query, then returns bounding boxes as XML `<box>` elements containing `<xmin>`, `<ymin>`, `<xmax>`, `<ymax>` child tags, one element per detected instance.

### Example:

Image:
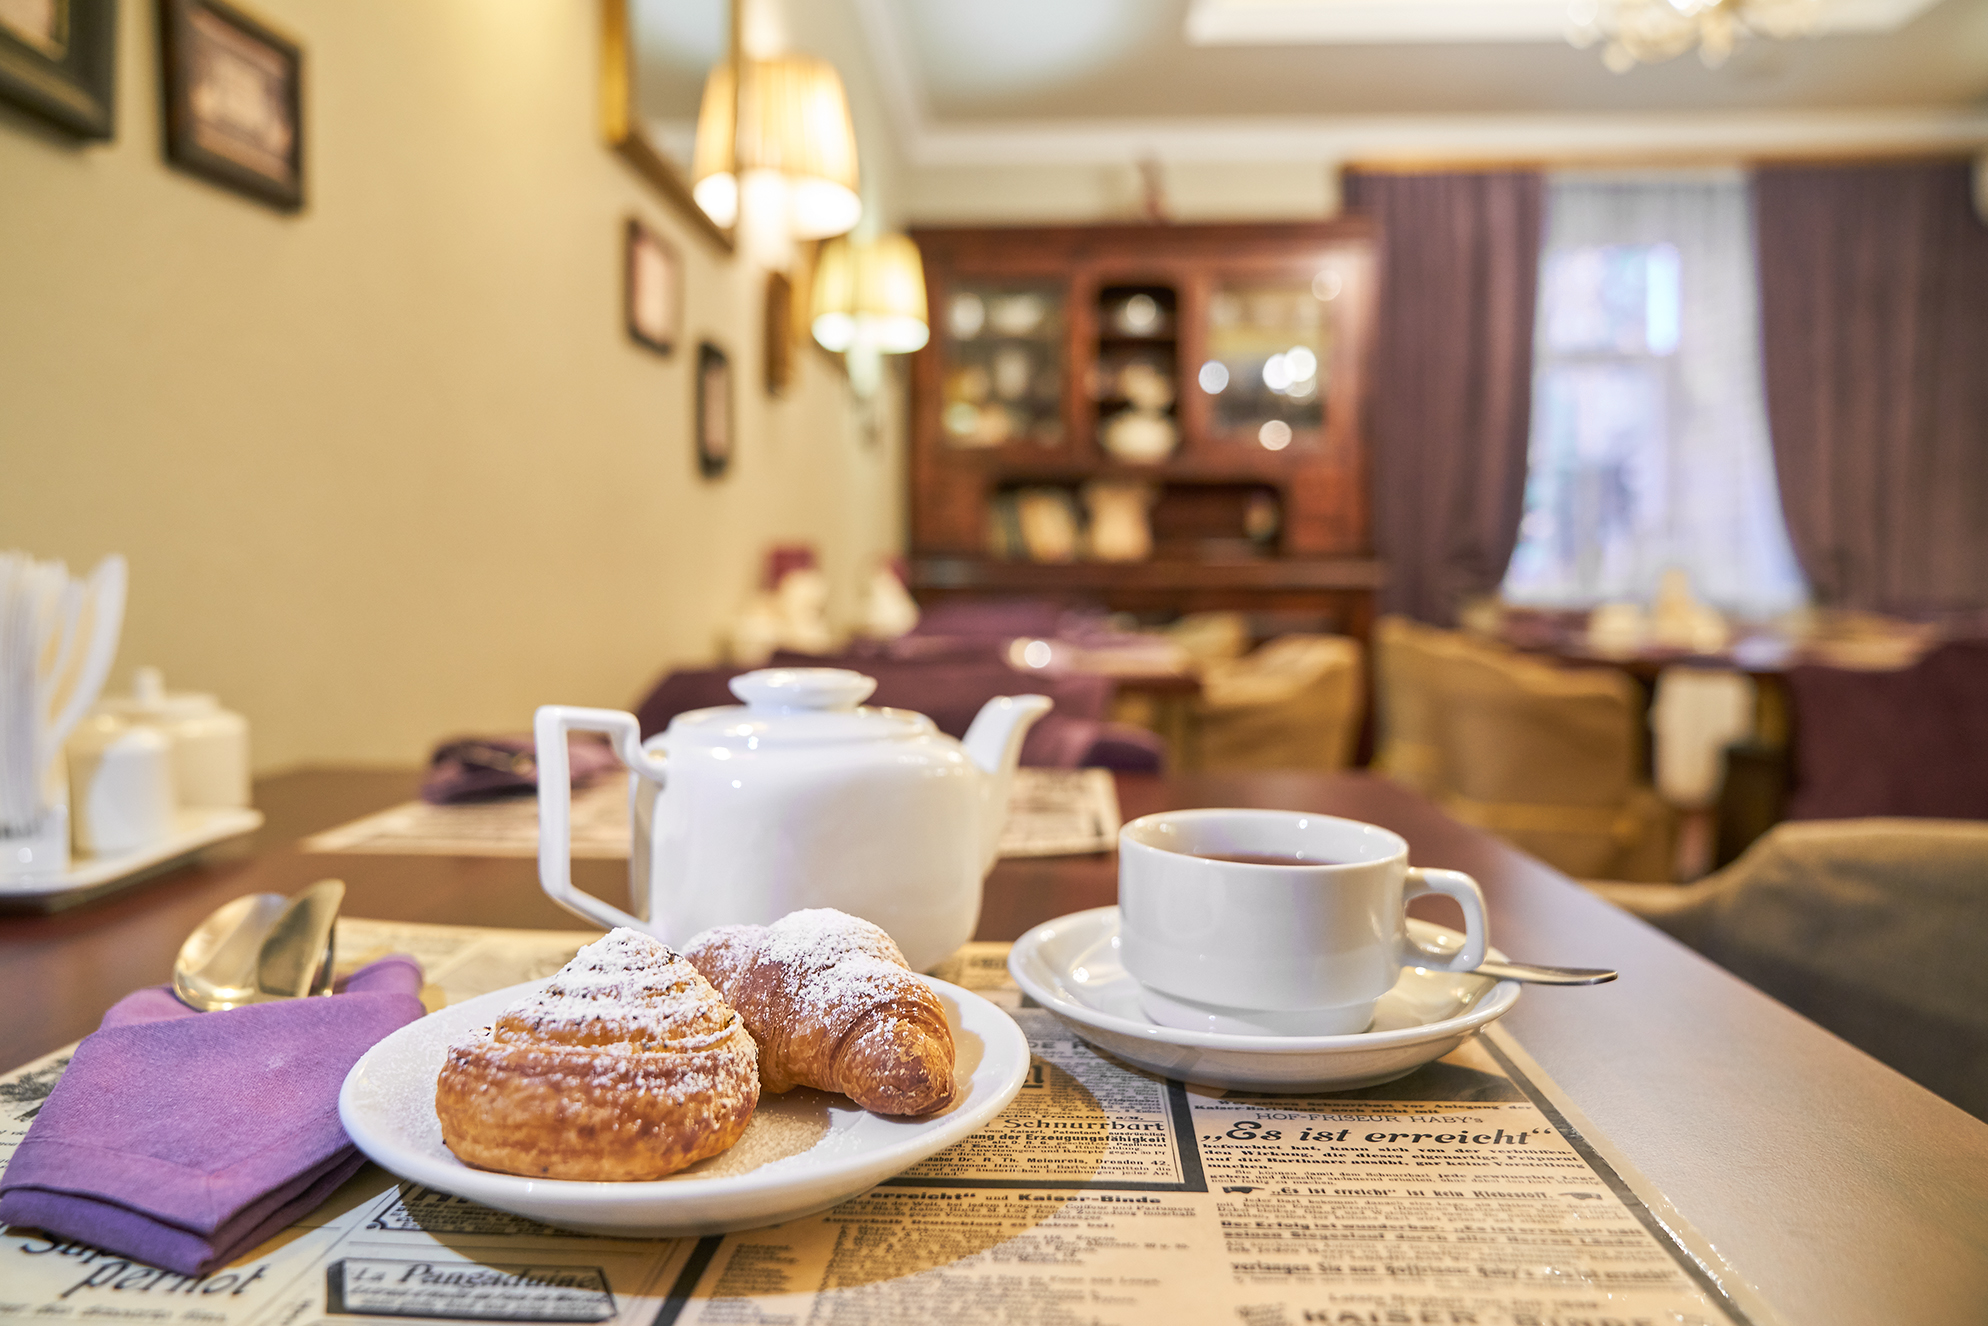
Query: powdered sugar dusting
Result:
<box><xmin>756</xmin><ymin>909</ymin><xmax>912</xmax><ymax>1022</ymax></box>
<box><xmin>454</xmin><ymin>927</ymin><xmax>746</xmax><ymax>1060</ymax></box>
<box><xmin>668</xmin><ymin>1094</ymin><xmax>835</xmax><ymax>1179</ymax></box>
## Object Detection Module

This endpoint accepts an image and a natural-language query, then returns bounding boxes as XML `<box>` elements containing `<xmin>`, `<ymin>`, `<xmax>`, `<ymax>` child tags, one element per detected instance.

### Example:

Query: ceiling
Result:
<box><xmin>864</xmin><ymin>0</ymin><xmax>1988</xmax><ymax>121</ymax></box>
<box><xmin>624</xmin><ymin>0</ymin><xmax>1988</xmax><ymax>184</ymax></box>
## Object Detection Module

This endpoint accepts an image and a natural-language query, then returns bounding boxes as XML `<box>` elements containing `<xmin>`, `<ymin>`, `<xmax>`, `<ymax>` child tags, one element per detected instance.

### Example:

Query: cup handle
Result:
<box><xmin>1401</xmin><ymin>867</ymin><xmax>1489</xmax><ymax>973</ymax></box>
<box><xmin>534</xmin><ymin>705</ymin><xmax>668</xmax><ymax>933</ymax></box>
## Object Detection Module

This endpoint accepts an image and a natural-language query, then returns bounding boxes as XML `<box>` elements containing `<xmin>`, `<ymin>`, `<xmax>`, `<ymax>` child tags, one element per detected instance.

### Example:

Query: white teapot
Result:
<box><xmin>535</xmin><ymin>668</ymin><xmax>1051</xmax><ymax>971</ymax></box>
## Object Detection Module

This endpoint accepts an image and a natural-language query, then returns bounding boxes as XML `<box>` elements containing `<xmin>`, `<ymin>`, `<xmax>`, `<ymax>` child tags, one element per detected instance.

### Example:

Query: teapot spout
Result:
<box><xmin>962</xmin><ymin>694</ymin><xmax>1053</xmax><ymax>868</ymax></box>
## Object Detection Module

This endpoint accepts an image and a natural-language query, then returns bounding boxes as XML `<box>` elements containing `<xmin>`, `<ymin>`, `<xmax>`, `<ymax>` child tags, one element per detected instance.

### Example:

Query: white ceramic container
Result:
<box><xmin>1118</xmin><ymin>808</ymin><xmax>1489</xmax><ymax>1036</ymax></box>
<box><xmin>536</xmin><ymin>668</ymin><xmax>1051</xmax><ymax>972</ymax></box>
<box><xmin>66</xmin><ymin>715</ymin><xmax>176</xmax><ymax>856</ymax></box>
<box><xmin>97</xmin><ymin>668</ymin><xmax>251</xmax><ymax>809</ymax></box>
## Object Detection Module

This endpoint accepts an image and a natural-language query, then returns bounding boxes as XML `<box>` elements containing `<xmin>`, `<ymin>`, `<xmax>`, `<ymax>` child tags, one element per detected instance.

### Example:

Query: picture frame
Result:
<box><xmin>624</xmin><ymin>217</ymin><xmax>681</xmax><ymax>355</ymax></box>
<box><xmin>695</xmin><ymin>342</ymin><xmax>733</xmax><ymax>479</ymax></box>
<box><xmin>764</xmin><ymin>270</ymin><xmax>794</xmax><ymax>397</ymax></box>
<box><xmin>0</xmin><ymin>0</ymin><xmax>117</xmax><ymax>138</ymax></box>
<box><xmin>158</xmin><ymin>0</ymin><xmax>303</xmax><ymax>211</ymax></box>
<box><xmin>600</xmin><ymin>0</ymin><xmax>732</xmax><ymax>252</ymax></box>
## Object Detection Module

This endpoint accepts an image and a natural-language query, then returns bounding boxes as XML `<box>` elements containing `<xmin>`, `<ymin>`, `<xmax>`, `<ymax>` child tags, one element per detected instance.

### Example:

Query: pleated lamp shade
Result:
<box><xmin>811</xmin><ymin>234</ymin><xmax>929</xmax><ymax>355</ymax></box>
<box><xmin>691</xmin><ymin>55</ymin><xmax>862</xmax><ymax>240</ymax></box>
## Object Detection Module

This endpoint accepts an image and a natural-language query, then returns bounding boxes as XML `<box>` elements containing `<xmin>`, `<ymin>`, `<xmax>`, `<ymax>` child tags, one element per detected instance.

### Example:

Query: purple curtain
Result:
<box><xmin>1754</xmin><ymin>161</ymin><xmax>1988</xmax><ymax>616</ymax></box>
<box><xmin>1342</xmin><ymin>170</ymin><xmax>1544</xmax><ymax>626</ymax></box>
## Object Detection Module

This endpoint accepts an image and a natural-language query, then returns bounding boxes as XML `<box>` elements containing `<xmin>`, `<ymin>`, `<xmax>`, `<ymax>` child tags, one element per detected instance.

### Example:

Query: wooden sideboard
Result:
<box><xmin>907</xmin><ymin>220</ymin><xmax>1382</xmax><ymax>637</ymax></box>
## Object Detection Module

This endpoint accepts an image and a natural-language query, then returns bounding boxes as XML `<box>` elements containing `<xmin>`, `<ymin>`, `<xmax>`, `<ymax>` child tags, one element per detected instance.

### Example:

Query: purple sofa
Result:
<box><xmin>1784</xmin><ymin>639</ymin><xmax>1988</xmax><ymax>821</ymax></box>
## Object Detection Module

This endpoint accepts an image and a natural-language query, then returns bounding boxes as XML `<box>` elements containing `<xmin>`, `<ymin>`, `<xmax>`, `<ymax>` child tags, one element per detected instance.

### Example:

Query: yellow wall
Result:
<box><xmin>0</xmin><ymin>0</ymin><xmax>906</xmax><ymax>772</ymax></box>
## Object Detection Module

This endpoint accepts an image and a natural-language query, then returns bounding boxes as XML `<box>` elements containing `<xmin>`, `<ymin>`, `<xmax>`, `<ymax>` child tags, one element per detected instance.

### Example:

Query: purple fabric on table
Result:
<box><xmin>1784</xmin><ymin>640</ymin><xmax>1988</xmax><ymax>821</ymax></box>
<box><xmin>0</xmin><ymin>956</ymin><xmax>424</xmax><ymax>1276</ymax></box>
<box><xmin>420</xmin><ymin>733</ymin><xmax>620</xmax><ymax>804</ymax></box>
<box><xmin>1073</xmin><ymin>721</ymin><xmax>1168</xmax><ymax>774</ymax></box>
<box><xmin>1017</xmin><ymin>717</ymin><xmax>1166</xmax><ymax>774</ymax></box>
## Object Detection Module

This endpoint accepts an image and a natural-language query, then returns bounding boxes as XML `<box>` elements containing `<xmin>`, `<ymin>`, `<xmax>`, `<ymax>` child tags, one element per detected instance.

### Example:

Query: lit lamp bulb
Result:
<box><xmin>811</xmin><ymin>233</ymin><xmax>929</xmax><ymax>395</ymax></box>
<box><xmin>691</xmin><ymin>55</ymin><xmax>862</xmax><ymax>240</ymax></box>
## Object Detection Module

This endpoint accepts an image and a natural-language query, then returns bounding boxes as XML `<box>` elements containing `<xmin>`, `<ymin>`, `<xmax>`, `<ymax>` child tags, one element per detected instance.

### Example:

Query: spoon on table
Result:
<box><xmin>1467</xmin><ymin>958</ymin><xmax>1616</xmax><ymax>986</ymax></box>
<box><xmin>256</xmin><ymin>878</ymin><xmax>345</xmax><ymax>1000</ymax></box>
<box><xmin>172</xmin><ymin>879</ymin><xmax>345</xmax><ymax>1011</ymax></box>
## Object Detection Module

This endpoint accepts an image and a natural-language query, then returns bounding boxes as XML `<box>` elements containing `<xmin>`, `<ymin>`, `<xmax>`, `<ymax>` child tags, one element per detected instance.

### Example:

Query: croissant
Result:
<box><xmin>684</xmin><ymin>909</ymin><xmax>957</xmax><ymax>1116</ymax></box>
<box><xmin>435</xmin><ymin>928</ymin><xmax>758</xmax><ymax>1180</ymax></box>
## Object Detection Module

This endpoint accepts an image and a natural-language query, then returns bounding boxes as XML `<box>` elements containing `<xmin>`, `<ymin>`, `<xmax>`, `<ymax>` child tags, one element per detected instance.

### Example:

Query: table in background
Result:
<box><xmin>2</xmin><ymin>768</ymin><xmax>1984</xmax><ymax>1325</ymax></box>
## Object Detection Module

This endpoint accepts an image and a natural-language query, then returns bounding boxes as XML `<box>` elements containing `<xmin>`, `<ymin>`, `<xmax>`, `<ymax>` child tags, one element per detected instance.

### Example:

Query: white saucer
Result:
<box><xmin>1008</xmin><ymin>907</ymin><xmax>1520</xmax><ymax>1093</ymax></box>
<box><xmin>339</xmin><ymin>975</ymin><xmax>1030</xmax><ymax>1236</ymax></box>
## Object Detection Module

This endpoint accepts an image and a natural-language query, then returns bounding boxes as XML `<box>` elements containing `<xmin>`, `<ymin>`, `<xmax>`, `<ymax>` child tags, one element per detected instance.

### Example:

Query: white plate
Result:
<box><xmin>338</xmin><ymin>976</ymin><xmax>1030</xmax><ymax>1236</ymax></box>
<box><xmin>1009</xmin><ymin>907</ymin><xmax>1520</xmax><ymax>1093</ymax></box>
<box><xmin>0</xmin><ymin>807</ymin><xmax>263</xmax><ymax>912</ymax></box>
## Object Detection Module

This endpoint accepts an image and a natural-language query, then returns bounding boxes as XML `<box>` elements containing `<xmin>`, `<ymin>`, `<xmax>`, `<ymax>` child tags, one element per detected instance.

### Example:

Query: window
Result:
<box><xmin>1501</xmin><ymin>175</ymin><xmax>1807</xmax><ymax>619</ymax></box>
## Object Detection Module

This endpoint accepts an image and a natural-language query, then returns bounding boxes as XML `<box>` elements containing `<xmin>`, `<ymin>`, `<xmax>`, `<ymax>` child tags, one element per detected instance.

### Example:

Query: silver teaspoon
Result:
<box><xmin>172</xmin><ymin>892</ymin><xmax>289</xmax><ymax>1011</ymax></box>
<box><xmin>1470</xmin><ymin>959</ymin><xmax>1617</xmax><ymax>986</ymax></box>
<box><xmin>171</xmin><ymin>879</ymin><xmax>346</xmax><ymax>1011</ymax></box>
<box><xmin>256</xmin><ymin>878</ymin><xmax>345</xmax><ymax>1000</ymax></box>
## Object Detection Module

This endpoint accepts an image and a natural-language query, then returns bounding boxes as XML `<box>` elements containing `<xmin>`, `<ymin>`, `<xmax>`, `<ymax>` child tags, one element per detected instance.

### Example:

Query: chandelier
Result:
<box><xmin>1568</xmin><ymin>0</ymin><xmax>1820</xmax><ymax>72</ymax></box>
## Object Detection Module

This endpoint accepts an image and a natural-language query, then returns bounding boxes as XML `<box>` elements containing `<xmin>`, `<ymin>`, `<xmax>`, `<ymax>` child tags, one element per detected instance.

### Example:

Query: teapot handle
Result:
<box><xmin>534</xmin><ymin>705</ymin><xmax>668</xmax><ymax>933</ymax></box>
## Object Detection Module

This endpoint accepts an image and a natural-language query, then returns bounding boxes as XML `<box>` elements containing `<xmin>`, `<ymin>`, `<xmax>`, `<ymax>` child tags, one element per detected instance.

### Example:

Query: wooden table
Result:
<box><xmin>4</xmin><ymin>769</ymin><xmax>1985</xmax><ymax>1325</ymax></box>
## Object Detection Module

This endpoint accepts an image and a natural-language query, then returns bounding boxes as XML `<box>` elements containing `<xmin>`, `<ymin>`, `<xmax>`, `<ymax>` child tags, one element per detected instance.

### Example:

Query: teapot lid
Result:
<box><xmin>664</xmin><ymin>668</ymin><xmax>933</xmax><ymax>747</ymax></box>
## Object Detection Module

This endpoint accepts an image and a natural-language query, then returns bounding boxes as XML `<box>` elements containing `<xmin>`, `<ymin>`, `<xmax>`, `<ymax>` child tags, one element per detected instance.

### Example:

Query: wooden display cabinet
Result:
<box><xmin>907</xmin><ymin>220</ymin><xmax>1383</xmax><ymax>637</ymax></box>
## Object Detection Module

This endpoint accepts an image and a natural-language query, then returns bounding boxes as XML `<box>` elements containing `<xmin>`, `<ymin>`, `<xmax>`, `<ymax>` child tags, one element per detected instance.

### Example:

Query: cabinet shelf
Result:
<box><xmin>959</xmin><ymin>455</ymin><xmax>1309</xmax><ymax>484</ymax></box>
<box><xmin>912</xmin><ymin>557</ymin><xmax>1386</xmax><ymax>593</ymax></box>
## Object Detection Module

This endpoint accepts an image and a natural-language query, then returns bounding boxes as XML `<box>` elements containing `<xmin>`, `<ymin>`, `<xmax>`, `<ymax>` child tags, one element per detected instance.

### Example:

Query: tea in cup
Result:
<box><xmin>1117</xmin><ymin>808</ymin><xmax>1489</xmax><ymax>1036</ymax></box>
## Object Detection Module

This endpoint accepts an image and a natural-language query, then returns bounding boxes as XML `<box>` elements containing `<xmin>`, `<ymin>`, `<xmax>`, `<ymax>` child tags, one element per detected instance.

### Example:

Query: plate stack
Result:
<box><xmin>0</xmin><ymin>552</ymin><xmax>126</xmax><ymax>881</ymax></box>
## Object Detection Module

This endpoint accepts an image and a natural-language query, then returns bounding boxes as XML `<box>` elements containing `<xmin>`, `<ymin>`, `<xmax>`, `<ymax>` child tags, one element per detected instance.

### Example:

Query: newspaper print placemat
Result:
<box><xmin>299</xmin><ymin>768</ymin><xmax>1122</xmax><ymax>861</ymax></box>
<box><xmin>0</xmin><ymin>923</ymin><xmax>1777</xmax><ymax>1326</ymax></box>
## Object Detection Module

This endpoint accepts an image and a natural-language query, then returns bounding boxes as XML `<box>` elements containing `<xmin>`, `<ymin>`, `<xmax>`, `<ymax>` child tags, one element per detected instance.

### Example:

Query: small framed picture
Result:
<box><xmin>158</xmin><ymin>0</ymin><xmax>303</xmax><ymax>211</ymax></box>
<box><xmin>764</xmin><ymin>270</ymin><xmax>794</xmax><ymax>397</ymax></box>
<box><xmin>695</xmin><ymin>342</ymin><xmax>732</xmax><ymax>479</ymax></box>
<box><xmin>624</xmin><ymin>217</ymin><xmax>680</xmax><ymax>355</ymax></box>
<box><xmin>0</xmin><ymin>0</ymin><xmax>118</xmax><ymax>138</ymax></box>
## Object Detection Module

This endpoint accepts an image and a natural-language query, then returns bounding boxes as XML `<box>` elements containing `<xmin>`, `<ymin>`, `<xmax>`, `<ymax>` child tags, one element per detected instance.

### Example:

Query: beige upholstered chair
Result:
<box><xmin>1431</xmin><ymin>644</ymin><xmax>1673</xmax><ymax>880</ymax></box>
<box><xmin>1589</xmin><ymin>820</ymin><xmax>1988</xmax><ymax>1120</ymax></box>
<box><xmin>1193</xmin><ymin>634</ymin><xmax>1363</xmax><ymax>772</ymax></box>
<box><xmin>1374</xmin><ymin>617</ymin><xmax>1673</xmax><ymax>881</ymax></box>
<box><xmin>1372</xmin><ymin>616</ymin><xmax>1472</xmax><ymax>795</ymax></box>
<box><xmin>1167</xmin><ymin>611</ymin><xmax>1252</xmax><ymax>667</ymax></box>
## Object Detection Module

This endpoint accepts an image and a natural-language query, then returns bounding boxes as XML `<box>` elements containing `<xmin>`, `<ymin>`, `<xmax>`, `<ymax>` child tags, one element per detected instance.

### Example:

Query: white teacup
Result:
<box><xmin>1118</xmin><ymin>808</ymin><xmax>1489</xmax><ymax>1036</ymax></box>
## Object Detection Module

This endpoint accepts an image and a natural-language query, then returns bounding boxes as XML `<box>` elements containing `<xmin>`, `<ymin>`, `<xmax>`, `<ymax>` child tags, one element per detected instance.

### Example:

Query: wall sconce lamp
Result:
<box><xmin>810</xmin><ymin>233</ymin><xmax>928</xmax><ymax>397</ymax></box>
<box><xmin>811</xmin><ymin>233</ymin><xmax>929</xmax><ymax>353</ymax></box>
<box><xmin>690</xmin><ymin>55</ymin><xmax>862</xmax><ymax>241</ymax></box>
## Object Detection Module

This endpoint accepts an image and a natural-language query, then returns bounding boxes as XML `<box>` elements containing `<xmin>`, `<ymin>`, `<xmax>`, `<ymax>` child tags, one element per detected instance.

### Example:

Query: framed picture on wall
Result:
<box><xmin>764</xmin><ymin>271</ymin><xmax>795</xmax><ymax>397</ymax></box>
<box><xmin>0</xmin><ymin>0</ymin><xmax>118</xmax><ymax>138</ymax></box>
<box><xmin>158</xmin><ymin>0</ymin><xmax>303</xmax><ymax>211</ymax></box>
<box><xmin>624</xmin><ymin>217</ymin><xmax>680</xmax><ymax>355</ymax></box>
<box><xmin>696</xmin><ymin>342</ymin><xmax>732</xmax><ymax>479</ymax></box>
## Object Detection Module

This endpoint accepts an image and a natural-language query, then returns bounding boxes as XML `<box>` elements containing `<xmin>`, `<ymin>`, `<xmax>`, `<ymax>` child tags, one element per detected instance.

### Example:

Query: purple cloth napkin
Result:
<box><xmin>0</xmin><ymin>955</ymin><xmax>424</xmax><ymax>1275</ymax></box>
<box><xmin>420</xmin><ymin>733</ymin><xmax>620</xmax><ymax>804</ymax></box>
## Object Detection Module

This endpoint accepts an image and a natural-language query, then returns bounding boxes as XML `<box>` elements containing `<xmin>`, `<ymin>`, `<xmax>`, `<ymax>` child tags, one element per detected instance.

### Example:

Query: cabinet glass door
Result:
<box><xmin>939</xmin><ymin>281</ymin><xmax>1065</xmax><ymax>450</ymax></box>
<box><xmin>1198</xmin><ymin>274</ymin><xmax>1338</xmax><ymax>452</ymax></box>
